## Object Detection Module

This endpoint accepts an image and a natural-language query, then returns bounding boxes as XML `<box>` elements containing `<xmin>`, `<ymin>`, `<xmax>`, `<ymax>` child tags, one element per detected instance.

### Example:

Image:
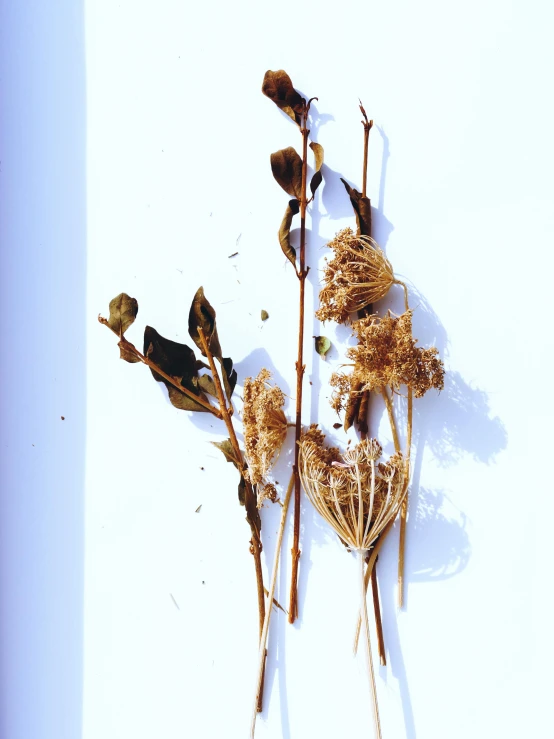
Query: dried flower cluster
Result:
<box><xmin>243</xmin><ymin>369</ymin><xmax>288</xmax><ymax>507</ymax></box>
<box><xmin>316</xmin><ymin>228</ymin><xmax>398</xmax><ymax>324</ymax></box>
<box><xmin>330</xmin><ymin>310</ymin><xmax>445</xmax><ymax>414</ymax></box>
<box><xmin>299</xmin><ymin>426</ymin><xmax>406</xmax><ymax>551</ymax></box>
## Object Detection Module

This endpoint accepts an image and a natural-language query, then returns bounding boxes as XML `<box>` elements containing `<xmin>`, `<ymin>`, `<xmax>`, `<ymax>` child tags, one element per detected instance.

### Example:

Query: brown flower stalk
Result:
<box><xmin>299</xmin><ymin>427</ymin><xmax>407</xmax><ymax>739</ymax></box>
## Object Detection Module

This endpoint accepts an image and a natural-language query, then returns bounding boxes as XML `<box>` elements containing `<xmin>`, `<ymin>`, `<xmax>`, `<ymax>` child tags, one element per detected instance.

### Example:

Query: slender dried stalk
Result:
<box><xmin>397</xmin><ymin>387</ymin><xmax>413</xmax><ymax>607</ymax></box>
<box><xmin>370</xmin><ymin>560</ymin><xmax>386</xmax><ymax>666</ymax></box>
<box><xmin>289</xmin><ymin>103</ymin><xmax>310</xmax><ymax>623</ymax></box>
<box><xmin>381</xmin><ymin>387</ymin><xmax>401</xmax><ymax>454</ymax></box>
<box><xmin>197</xmin><ymin>327</ymin><xmax>266</xmax><ymax>709</ymax></box>
<box><xmin>98</xmin><ymin>317</ymin><xmax>222</xmax><ymax>418</ymax></box>
<box><xmin>359</xmin><ymin>549</ymin><xmax>382</xmax><ymax>739</ymax></box>
<box><xmin>250</xmin><ymin>473</ymin><xmax>295</xmax><ymax>738</ymax></box>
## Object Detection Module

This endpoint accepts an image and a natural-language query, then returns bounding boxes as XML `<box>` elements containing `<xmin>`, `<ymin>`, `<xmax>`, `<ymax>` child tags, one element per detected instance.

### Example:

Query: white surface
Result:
<box><xmin>2</xmin><ymin>1</ymin><xmax>554</xmax><ymax>738</ymax></box>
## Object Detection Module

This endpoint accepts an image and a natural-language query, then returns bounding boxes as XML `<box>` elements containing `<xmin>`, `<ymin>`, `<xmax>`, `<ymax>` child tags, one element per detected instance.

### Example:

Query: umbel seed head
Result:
<box><xmin>316</xmin><ymin>228</ymin><xmax>398</xmax><ymax>324</ymax></box>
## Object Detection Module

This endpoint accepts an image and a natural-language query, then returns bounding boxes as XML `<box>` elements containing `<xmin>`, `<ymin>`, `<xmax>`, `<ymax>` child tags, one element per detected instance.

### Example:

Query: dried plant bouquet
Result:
<box><xmin>98</xmin><ymin>70</ymin><xmax>444</xmax><ymax>738</ymax></box>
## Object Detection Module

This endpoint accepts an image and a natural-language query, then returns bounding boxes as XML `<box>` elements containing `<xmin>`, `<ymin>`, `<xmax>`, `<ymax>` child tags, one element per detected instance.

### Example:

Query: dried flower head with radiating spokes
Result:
<box><xmin>330</xmin><ymin>310</ymin><xmax>445</xmax><ymax>414</ymax></box>
<box><xmin>299</xmin><ymin>426</ymin><xmax>406</xmax><ymax>551</ymax></box>
<box><xmin>242</xmin><ymin>369</ymin><xmax>288</xmax><ymax>507</ymax></box>
<box><xmin>316</xmin><ymin>228</ymin><xmax>404</xmax><ymax>324</ymax></box>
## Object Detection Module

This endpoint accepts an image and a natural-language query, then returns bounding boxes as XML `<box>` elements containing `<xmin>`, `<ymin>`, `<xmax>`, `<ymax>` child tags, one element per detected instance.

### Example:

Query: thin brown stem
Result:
<box><xmin>358</xmin><ymin>549</ymin><xmax>382</xmax><ymax>739</ymax></box>
<box><xmin>289</xmin><ymin>105</ymin><xmax>310</xmax><ymax>623</ymax></box>
<box><xmin>197</xmin><ymin>326</ymin><xmax>266</xmax><ymax>709</ymax></box>
<box><xmin>397</xmin><ymin>386</ymin><xmax>413</xmax><ymax>608</ymax></box>
<box><xmin>370</xmin><ymin>562</ymin><xmax>386</xmax><ymax>666</ymax></box>
<box><xmin>98</xmin><ymin>316</ymin><xmax>222</xmax><ymax>418</ymax></box>
<box><xmin>251</xmin><ymin>474</ymin><xmax>294</xmax><ymax>738</ymax></box>
<box><xmin>359</xmin><ymin>101</ymin><xmax>373</xmax><ymax>199</ymax></box>
<box><xmin>381</xmin><ymin>386</ymin><xmax>401</xmax><ymax>454</ymax></box>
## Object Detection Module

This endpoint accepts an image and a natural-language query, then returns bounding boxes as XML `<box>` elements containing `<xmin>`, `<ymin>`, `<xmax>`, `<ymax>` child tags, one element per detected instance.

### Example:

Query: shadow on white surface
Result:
<box><xmin>0</xmin><ymin>3</ymin><xmax>86</xmax><ymax>738</ymax></box>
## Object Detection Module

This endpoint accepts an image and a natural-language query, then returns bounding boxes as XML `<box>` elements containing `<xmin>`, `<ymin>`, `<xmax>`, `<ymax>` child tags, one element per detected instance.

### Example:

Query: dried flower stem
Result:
<box><xmin>359</xmin><ymin>101</ymin><xmax>373</xmax><ymax>200</ymax></box>
<box><xmin>250</xmin><ymin>473</ymin><xmax>295</xmax><ymax>738</ymax></box>
<box><xmin>359</xmin><ymin>549</ymin><xmax>382</xmax><ymax>739</ymax></box>
<box><xmin>381</xmin><ymin>386</ymin><xmax>401</xmax><ymax>454</ymax></box>
<box><xmin>397</xmin><ymin>386</ymin><xmax>413</xmax><ymax>607</ymax></box>
<box><xmin>98</xmin><ymin>316</ymin><xmax>222</xmax><ymax>418</ymax></box>
<box><xmin>289</xmin><ymin>104</ymin><xmax>310</xmax><ymax>623</ymax></box>
<box><xmin>353</xmin><ymin>519</ymin><xmax>395</xmax><ymax>654</ymax></box>
<box><xmin>370</xmin><ymin>560</ymin><xmax>386</xmax><ymax>666</ymax></box>
<box><xmin>197</xmin><ymin>327</ymin><xmax>267</xmax><ymax>710</ymax></box>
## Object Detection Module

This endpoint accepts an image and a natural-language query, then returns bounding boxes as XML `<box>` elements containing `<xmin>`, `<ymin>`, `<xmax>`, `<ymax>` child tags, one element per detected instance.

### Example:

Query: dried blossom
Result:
<box><xmin>299</xmin><ymin>426</ymin><xmax>406</xmax><ymax>551</ymax></box>
<box><xmin>330</xmin><ymin>310</ymin><xmax>445</xmax><ymax>414</ymax></box>
<box><xmin>242</xmin><ymin>369</ymin><xmax>288</xmax><ymax>506</ymax></box>
<box><xmin>316</xmin><ymin>228</ymin><xmax>399</xmax><ymax>324</ymax></box>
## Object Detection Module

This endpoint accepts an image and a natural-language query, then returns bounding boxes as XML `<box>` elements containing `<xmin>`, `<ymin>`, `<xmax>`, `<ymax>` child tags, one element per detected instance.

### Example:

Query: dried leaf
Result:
<box><xmin>238</xmin><ymin>474</ymin><xmax>246</xmax><ymax>505</ymax></box>
<box><xmin>218</xmin><ymin>356</ymin><xmax>237</xmax><ymax>402</ymax></box>
<box><xmin>315</xmin><ymin>335</ymin><xmax>331</xmax><ymax>359</ymax></box>
<box><xmin>261</xmin><ymin>69</ymin><xmax>305</xmax><ymax>125</ymax></box>
<box><xmin>261</xmin><ymin>310</ymin><xmax>269</xmax><ymax>321</ymax></box>
<box><xmin>143</xmin><ymin>326</ymin><xmax>209</xmax><ymax>412</ymax></box>
<box><xmin>188</xmin><ymin>287</ymin><xmax>222</xmax><ymax>359</ymax></box>
<box><xmin>107</xmin><ymin>293</ymin><xmax>138</xmax><ymax>336</ymax></box>
<box><xmin>211</xmin><ymin>439</ymin><xmax>241</xmax><ymax>469</ymax></box>
<box><xmin>333</xmin><ymin>422</ymin><xmax>343</xmax><ymax>429</ymax></box>
<box><xmin>340</xmin><ymin>179</ymin><xmax>372</xmax><ymax>236</ymax></box>
<box><xmin>198</xmin><ymin>374</ymin><xmax>217</xmax><ymax>397</ymax></box>
<box><xmin>309</xmin><ymin>142</ymin><xmax>324</xmax><ymax>195</ymax></box>
<box><xmin>270</xmin><ymin>147</ymin><xmax>303</xmax><ymax>199</ymax></box>
<box><xmin>278</xmin><ymin>199</ymin><xmax>300</xmax><ymax>266</ymax></box>
<box><xmin>118</xmin><ymin>341</ymin><xmax>141</xmax><ymax>364</ymax></box>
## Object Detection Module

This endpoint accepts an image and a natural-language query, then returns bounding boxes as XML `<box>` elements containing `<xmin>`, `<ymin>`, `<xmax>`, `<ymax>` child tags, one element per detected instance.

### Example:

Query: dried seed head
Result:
<box><xmin>330</xmin><ymin>310</ymin><xmax>445</xmax><ymax>413</ymax></box>
<box><xmin>299</xmin><ymin>426</ymin><xmax>406</xmax><ymax>550</ymax></box>
<box><xmin>242</xmin><ymin>369</ymin><xmax>288</xmax><ymax>505</ymax></box>
<box><xmin>316</xmin><ymin>228</ymin><xmax>397</xmax><ymax>324</ymax></box>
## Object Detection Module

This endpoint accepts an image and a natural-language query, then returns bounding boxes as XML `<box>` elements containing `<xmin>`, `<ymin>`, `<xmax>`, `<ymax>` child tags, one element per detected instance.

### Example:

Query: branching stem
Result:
<box><xmin>98</xmin><ymin>316</ymin><xmax>222</xmax><ymax>418</ymax></box>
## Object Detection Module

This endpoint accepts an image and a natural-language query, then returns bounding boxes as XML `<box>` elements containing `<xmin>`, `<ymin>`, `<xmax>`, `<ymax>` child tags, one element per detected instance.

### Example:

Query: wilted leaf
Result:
<box><xmin>278</xmin><ymin>199</ymin><xmax>300</xmax><ymax>266</ymax></box>
<box><xmin>309</xmin><ymin>142</ymin><xmax>324</xmax><ymax>195</ymax></box>
<box><xmin>315</xmin><ymin>335</ymin><xmax>331</xmax><ymax>359</ymax></box>
<box><xmin>143</xmin><ymin>326</ymin><xmax>209</xmax><ymax>412</ymax></box>
<box><xmin>211</xmin><ymin>439</ymin><xmax>241</xmax><ymax>469</ymax></box>
<box><xmin>188</xmin><ymin>287</ymin><xmax>222</xmax><ymax>359</ymax></box>
<box><xmin>198</xmin><ymin>374</ymin><xmax>217</xmax><ymax>397</ymax></box>
<box><xmin>261</xmin><ymin>310</ymin><xmax>269</xmax><ymax>321</ymax></box>
<box><xmin>270</xmin><ymin>147</ymin><xmax>303</xmax><ymax>199</ymax></box>
<box><xmin>333</xmin><ymin>422</ymin><xmax>343</xmax><ymax>430</ymax></box>
<box><xmin>340</xmin><ymin>179</ymin><xmax>372</xmax><ymax>236</ymax></box>
<box><xmin>108</xmin><ymin>293</ymin><xmax>138</xmax><ymax>336</ymax></box>
<box><xmin>118</xmin><ymin>341</ymin><xmax>141</xmax><ymax>363</ymax></box>
<box><xmin>262</xmin><ymin>69</ymin><xmax>305</xmax><ymax>125</ymax></box>
<box><xmin>238</xmin><ymin>474</ymin><xmax>246</xmax><ymax>505</ymax></box>
<box><xmin>218</xmin><ymin>356</ymin><xmax>237</xmax><ymax>402</ymax></box>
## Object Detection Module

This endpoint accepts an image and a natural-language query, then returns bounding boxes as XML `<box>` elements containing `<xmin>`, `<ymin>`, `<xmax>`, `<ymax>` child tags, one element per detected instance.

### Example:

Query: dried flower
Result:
<box><xmin>243</xmin><ymin>369</ymin><xmax>288</xmax><ymax>506</ymax></box>
<box><xmin>299</xmin><ymin>426</ymin><xmax>406</xmax><ymax>551</ymax></box>
<box><xmin>316</xmin><ymin>228</ymin><xmax>400</xmax><ymax>324</ymax></box>
<box><xmin>330</xmin><ymin>310</ymin><xmax>445</xmax><ymax>413</ymax></box>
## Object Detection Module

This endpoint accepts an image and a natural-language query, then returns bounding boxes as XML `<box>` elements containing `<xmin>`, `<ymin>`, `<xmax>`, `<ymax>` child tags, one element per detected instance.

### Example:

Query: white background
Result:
<box><xmin>2</xmin><ymin>1</ymin><xmax>554</xmax><ymax>738</ymax></box>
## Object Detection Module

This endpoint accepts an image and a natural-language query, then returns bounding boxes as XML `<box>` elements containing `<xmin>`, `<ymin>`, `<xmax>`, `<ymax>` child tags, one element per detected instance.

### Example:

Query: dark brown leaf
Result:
<box><xmin>261</xmin><ymin>69</ymin><xmax>305</xmax><ymax>125</ymax></box>
<box><xmin>211</xmin><ymin>439</ymin><xmax>241</xmax><ymax>469</ymax></box>
<box><xmin>118</xmin><ymin>341</ymin><xmax>141</xmax><ymax>363</ymax></box>
<box><xmin>188</xmin><ymin>287</ymin><xmax>222</xmax><ymax>359</ymax></box>
<box><xmin>238</xmin><ymin>474</ymin><xmax>246</xmax><ymax>505</ymax></box>
<box><xmin>309</xmin><ymin>142</ymin><xmax>324</xmax><ymax>195</ymax></box>
<box><xmin>340</xmin><ymin>179</ymin><xmax>372</xmax><ymax>236</ymax></box>
<box><xmin>143</xmin><ymin>326</ymin><xmax>209</xmax><ymax>412</ymax></box>
<box><xmin>107</xmin><ymin>293</ymin><xmax>138</xmax><ymax>336</ymax></box>
<box><xmin>278</xmin><ymin>199</ymin><xmax>300</xmax><ymax>266</ymax></box>
<box><xmin>270</xmin><ymin>147</ymin><xmax>303</xmax><ymax>199</ymax></box>
<box><xmin>218</xmin><ymin>356</ymin><xmax>237</xmax><ymax>402</ymax></box>
<box><xmin>198</xmin><ymin>374</ymin><xmax>217</xmax><ymax>397</ymax></box>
